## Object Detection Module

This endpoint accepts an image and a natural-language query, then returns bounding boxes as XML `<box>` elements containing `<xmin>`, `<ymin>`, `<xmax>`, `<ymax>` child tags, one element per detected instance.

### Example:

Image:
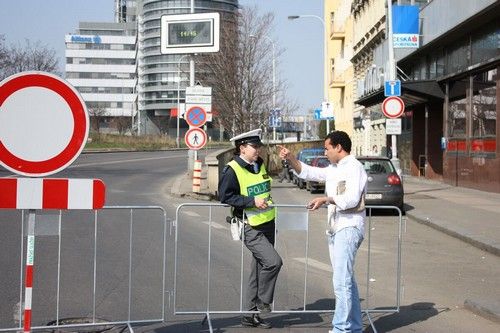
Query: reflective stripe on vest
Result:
<box><xmin>228</xmin><ymin>160</ymin><xmax>275</xmax><ymax>226</ymax></box>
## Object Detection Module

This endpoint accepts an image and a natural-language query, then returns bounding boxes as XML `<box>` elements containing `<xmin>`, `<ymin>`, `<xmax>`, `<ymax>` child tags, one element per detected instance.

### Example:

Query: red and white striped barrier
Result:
<box><xmin>0</xmin><ymin>178</ymin><xmax>105</xmax><ymax>209</ymax></box>
<box><xmin>193</xmin><ymin>160</ymin><xmax>202</xmax><ymax>193</ymax></box>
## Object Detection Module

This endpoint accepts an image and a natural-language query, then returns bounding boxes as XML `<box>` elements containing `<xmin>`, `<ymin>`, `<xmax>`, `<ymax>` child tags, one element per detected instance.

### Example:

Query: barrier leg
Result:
<box><xmin>364</xmin><ymin>310</ymin><xmax>378</xmax><ymax>333</ymax></box>
<box><xmin>201</xmin><ymin>313</ymin><xmax>213</xmax><ymax>333</ymax></box>
<box><xmin>23</xmin><ymin>209</ymin><xmax>36</xmax><ymax>333</ymax></box>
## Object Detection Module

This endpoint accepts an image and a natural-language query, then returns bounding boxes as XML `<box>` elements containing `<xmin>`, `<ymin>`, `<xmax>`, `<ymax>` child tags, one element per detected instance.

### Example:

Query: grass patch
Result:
<box><xmin>84</xmin><ymin>133</ymin><xmax>231</xmax><ymax>150</ymax></box>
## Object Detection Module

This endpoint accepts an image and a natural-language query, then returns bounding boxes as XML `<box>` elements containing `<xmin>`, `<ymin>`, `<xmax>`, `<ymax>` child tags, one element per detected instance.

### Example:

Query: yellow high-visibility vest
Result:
<box><xmin>228</xmin><ymin>160</ymin><xmax>275</xmax><ymax>226</ymax></box>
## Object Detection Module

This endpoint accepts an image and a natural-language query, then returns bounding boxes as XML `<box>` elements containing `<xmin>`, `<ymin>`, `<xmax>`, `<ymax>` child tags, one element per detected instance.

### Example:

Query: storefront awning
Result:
<box><xmin>355</xmin><ymin>80</ymin><xmax>445</xmax><ymax>108</ymax></box>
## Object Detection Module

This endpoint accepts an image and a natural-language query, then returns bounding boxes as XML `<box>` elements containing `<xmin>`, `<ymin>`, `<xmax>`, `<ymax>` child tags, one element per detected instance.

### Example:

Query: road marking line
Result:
<box><xmin>200</xmin><ymin>221</ymin><xmax>227</xmax><ymax>229</ymax></box>
<box><xmin>183</xmin><ymin>211</ymin><xmax>200</xmax><ymax>217</ymax></box>
<box><xmin>293</xmin><ymin>258</ymin><xmax>332</xmax><ymax>272</ymax></box>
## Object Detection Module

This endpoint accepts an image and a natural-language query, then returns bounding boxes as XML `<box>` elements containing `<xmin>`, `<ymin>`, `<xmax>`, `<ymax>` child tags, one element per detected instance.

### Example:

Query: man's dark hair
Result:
<box><xmin>325</xmin><ymin>131</ymin><xmax>352</xmax><ymax>153</ymax></box>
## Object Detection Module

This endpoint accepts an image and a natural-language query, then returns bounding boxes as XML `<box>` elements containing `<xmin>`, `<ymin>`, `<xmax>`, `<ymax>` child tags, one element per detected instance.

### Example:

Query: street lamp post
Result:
<box><xmin>288</xmin><ymin>14</ymin><xmax>330</xmax><ymax>134</ymax></box>
<box><xmin>250</xmin><ymin>34</ymin><xmax>277</xmax><ymax>141</ymax></box>
<box><xmin>177</xmin><ymin>54</ymin><xmax>189</xmax><ymax>148</ymax></box>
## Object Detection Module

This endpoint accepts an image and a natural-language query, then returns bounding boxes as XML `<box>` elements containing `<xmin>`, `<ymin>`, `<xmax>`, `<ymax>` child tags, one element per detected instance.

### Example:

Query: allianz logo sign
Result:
<box><xmin>71</xmin><ymin>35</ymin><xmax>102</xmax><ymax>44</ymax></box>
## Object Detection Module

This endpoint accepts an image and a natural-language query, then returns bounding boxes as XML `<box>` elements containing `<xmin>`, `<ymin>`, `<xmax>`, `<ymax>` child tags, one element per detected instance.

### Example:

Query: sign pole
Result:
<box><xmin>387</xmin><ymin>0</ymin><xmax>400</xmax><ymax>168</ymax></box>
<box><xmin>190</xmin><ymin>0</ymin><xmax>197</xmax><ymax>163</ymax></box>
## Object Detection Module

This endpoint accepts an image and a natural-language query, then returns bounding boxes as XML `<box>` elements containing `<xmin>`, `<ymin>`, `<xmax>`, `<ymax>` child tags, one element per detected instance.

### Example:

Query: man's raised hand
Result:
<box><xmin>277</xmin><ymin>145</ymin><xmax>289</xmax><ymax>160</ymax></box>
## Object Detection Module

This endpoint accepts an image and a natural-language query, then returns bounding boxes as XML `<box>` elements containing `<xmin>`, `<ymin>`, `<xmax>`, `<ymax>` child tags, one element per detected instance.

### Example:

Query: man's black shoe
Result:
<box><xmin>241</xmin><ymin>315</ymin><xmax>272</xmax><ymax>329</ymax></box>
<box><xmin>256</xmin><ymin>301</ymin><xmax>272</xmax><ymax>313</ymax></box>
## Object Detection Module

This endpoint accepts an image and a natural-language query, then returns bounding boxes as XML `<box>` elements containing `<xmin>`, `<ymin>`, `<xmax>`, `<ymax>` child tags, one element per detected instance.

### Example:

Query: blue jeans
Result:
<box><xmin>328</xmin><ymin>227</ymin><xmax>364</xmax><ymax>333</ymax></box>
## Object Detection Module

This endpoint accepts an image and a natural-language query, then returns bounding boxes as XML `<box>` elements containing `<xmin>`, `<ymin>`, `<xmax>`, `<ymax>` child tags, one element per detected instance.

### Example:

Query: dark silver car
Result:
<box><xmin>306</xmin><ymin>156</ymin><xmax>330</xmax><ymax>193</ymax></box>
<box><xmin>357</xmin><ymin>156</ymin><xmax>404</xmax><ymax>210</ymax></box>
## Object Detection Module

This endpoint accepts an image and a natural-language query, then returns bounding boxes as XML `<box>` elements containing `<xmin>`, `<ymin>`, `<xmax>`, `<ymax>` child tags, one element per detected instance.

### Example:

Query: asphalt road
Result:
<box><xmin>1</xmin><ymin>151</ymin><xmax>498</xmax><ymax>333</ymax></box>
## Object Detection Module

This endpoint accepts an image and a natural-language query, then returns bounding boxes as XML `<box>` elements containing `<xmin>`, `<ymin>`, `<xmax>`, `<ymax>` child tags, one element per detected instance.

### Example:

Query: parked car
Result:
<box><xmin>293</xmin><ymin>148</ymin><xmax>324</xmax><ymax>188</ymax></box>
<box><xmin>357</xmin><ymin>156</ymin><xmax>404</xmax><ymax>210</ymax></box>
<box><xmin>306</xmin><ymin>156</ymin><xmax>330</xmax><ymax>193</ymax></box>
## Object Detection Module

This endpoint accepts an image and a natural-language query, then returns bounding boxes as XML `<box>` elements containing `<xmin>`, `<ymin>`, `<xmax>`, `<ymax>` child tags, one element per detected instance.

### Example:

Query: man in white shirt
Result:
<box><xmin>278</xmin><ymin>131</ymin><xmax>367</xmax><ymax>333</ymax></box>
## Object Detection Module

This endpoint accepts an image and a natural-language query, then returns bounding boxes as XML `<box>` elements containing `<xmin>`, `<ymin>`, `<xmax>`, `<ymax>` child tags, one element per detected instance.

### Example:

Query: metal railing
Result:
<box><xmin>1</xmin><ymin>203</ymin><xmax>403</xmax><ymax>333</ymax></box>
<box><xmin>174</xmin><ymin>203</ymin><xmax>403</xmax><ymax>333</ymax></box>
<box><xmin>0</xmin><ymin>206</ymin><xmax>168</xmax><ymax>333</ymax></box>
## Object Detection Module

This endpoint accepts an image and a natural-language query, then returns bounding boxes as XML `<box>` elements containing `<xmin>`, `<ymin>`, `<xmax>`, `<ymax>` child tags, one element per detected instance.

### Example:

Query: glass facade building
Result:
<box><xmin>137</xmin><ymin>0</ymin><xmax>238</xmax><ymax>135</ymax></box>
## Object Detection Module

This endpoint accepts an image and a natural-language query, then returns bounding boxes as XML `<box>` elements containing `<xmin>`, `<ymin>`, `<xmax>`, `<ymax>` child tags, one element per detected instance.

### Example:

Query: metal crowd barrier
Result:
<box><xmin>174</xmin><ymin>203</ymin><xmax>403</xmax><ymax>333</ymax></box>
<box><xmin>0</xmin><ymin>206</ymin><xmax>168</xmax><ymax>333</ymax></box>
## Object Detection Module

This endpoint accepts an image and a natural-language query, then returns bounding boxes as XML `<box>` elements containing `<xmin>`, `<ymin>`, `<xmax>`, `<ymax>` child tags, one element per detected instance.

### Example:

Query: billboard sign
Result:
<box><xmin>161</xmin><ymin>13</ymin><xmax>220</xmax><ymax>54</ymax></box>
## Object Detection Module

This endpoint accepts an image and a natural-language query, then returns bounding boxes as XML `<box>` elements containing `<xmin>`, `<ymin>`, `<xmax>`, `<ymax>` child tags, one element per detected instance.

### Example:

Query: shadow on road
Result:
<box><xmin>152</xmin><ymin>298</ymin><xmax>334</xmax><ymax>332</ymax></box>
<box><xmin>363</xmin><ymin>302</ymin><xmax>449</xmax><ymax>333</ymax></box>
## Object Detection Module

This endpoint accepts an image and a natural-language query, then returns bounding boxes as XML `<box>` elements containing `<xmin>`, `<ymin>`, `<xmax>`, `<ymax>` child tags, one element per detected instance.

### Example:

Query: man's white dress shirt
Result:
<box><xmin>298</xmin><ymin>154</ymin><xmax>368</xmax><ymax>235</ymax></box>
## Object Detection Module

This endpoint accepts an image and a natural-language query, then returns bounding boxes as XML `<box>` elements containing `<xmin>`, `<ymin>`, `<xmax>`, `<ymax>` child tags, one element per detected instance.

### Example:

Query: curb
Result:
<box><xmin>464</xmin><ymin>299</ymin><xmax>500</xmax><ymax>324</ymax></box>
<box><xmin>405</xmin><ymin>211</ymin><xmax>500</xmax><ymax>257</ymax></box>
<box><xmin>170</xmin><ymin>174</ymin><xmax>215</xmax><ymax>201</ymax></box>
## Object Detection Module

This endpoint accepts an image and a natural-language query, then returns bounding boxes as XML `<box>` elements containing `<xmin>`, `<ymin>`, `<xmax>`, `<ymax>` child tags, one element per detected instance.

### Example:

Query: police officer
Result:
<box><xmin>218</xmin><ymin>129</ymin><xmax>282</xmax><ymax>329</ymax></box>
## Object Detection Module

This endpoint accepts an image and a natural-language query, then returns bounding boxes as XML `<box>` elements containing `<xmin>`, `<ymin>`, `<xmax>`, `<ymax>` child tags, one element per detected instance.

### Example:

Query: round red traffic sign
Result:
<box><xmin>184</xmin><ymin>127</ymin><xmax>207</xmax><ymax>150</ymax></box>
<box><xmin>185</xmin><ymin>106</ymin><xmax>207</xmax><ymax>128</ymax></box>
<box><xmin>381</xmin><ymin>96</ymin><xmax>405</xmax><ymax>119</ymax></box>
<box><xmin>0</xmin><ymin>71</ymin><xmax>89</xmax><ymax>177</ymax></box>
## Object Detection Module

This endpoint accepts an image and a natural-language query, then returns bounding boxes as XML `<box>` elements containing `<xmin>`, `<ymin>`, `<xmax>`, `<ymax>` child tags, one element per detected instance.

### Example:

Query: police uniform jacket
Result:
<box><xmin>218</xmin><ymin>155</ymin><xmax>267</xmax><ymax>220</ymax></box>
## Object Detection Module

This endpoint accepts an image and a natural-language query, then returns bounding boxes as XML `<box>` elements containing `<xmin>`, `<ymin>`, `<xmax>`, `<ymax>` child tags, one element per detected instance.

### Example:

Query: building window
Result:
<box><xmin>340</xmin><ymin>87</ymin><xmax>345</xmax><ymax>108</ymax></box>
<box><xmin>471</xmin><ymin>20</ymin><xmax>499</xmax><ymax>66</ymax></box>
<box><xmin>330</xmin><ymin>12</ymin><xmax>335</xmax><ymax>32</ymax></box>
<box><xmin>448</xmin><ymin>78</ymin><xmax>468</xmax><ymax>139</ymax></box>
<box><xmin>331</xmin><ymin>58</ymin><xmax>335</xmax><ymax>80</ymax></box>
<box><xmin>446</xmin><ymin>41</ymin><xmax>469</xmax><ymax>75</ymax></box>
<box><xmin>471</xmin><ymin>68</ymin><xmax>497</xmax><ymax>154</ymax></box>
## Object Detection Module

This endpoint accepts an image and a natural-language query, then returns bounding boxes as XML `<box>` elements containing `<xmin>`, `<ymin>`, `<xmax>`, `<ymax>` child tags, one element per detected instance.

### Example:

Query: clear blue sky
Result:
<box><xmin>0</xmin><ymin>0</ymin><xmax>323</xmax><ymax>113</ymax></box>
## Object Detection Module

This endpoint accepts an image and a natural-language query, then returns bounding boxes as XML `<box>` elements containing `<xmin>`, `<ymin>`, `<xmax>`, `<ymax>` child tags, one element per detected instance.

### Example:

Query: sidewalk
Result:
<box><xmin>402</xmin><ymin>176</ymin><xmax>500</xmax><ymax>324</ymax></box>
<box><xmin>171</xmin><ymin>170</ymin><xmax>500</xmax><ymax>323</ymax></box>
<box><xmin>402</xmin><ymin>175</ymin><xmax>500</xmax><ymax>258</ymax></box>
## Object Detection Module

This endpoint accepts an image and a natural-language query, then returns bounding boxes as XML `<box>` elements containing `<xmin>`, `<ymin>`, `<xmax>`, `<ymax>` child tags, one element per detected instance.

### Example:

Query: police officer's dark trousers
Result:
<box><xmin>243</xmin><ymin>220</ymin><xmax>282</xmax><ymax>310</ymax></box>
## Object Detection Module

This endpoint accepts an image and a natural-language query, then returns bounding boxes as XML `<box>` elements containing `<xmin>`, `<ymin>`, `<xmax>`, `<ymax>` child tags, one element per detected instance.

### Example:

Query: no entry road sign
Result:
<box><xmin>185</xmin><ymin>106</ymin><xmax>207</xmax><ymax>128</ymax></box>
<box><xmin>0</xmin><ymin>72</ymin><xmax>89</xmax><ymax>177</ymax></box>
<box><xmin>381</xmin><ymin>96</ymin><xmax>405</xmax><ymax>119</ymax></box>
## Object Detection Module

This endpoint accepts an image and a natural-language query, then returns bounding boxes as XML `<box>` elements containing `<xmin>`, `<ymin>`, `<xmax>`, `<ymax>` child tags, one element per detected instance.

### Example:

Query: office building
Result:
<box><xmin>65</xmin><ymin>0</ymin><xmax>239</xmax><ymax>135</ymax></box>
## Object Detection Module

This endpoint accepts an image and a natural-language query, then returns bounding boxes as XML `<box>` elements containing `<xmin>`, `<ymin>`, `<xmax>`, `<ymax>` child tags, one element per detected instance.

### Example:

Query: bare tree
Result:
<box><xmin>112</xmin><ymin>116</ymin><xmax>131</xmax><ymax>135</ymax></box>
<box><xmin>0</xmin><ymin>36</ymin><xmax>8</xmax><ymax>78</ymax></box>
<box><xmin>0</xmin><ymin>35</ymin><xmax>59</xmax><ymax>80</ymax></box>
<box><xmin>198</xmin><ymin>7</ymin><xmax>296</xmax><ymax>137</ymax></box>
<box><xmin>88</xmin><ymin>107</ymin><xmax>107</xmax><ymax>135</ymax></box>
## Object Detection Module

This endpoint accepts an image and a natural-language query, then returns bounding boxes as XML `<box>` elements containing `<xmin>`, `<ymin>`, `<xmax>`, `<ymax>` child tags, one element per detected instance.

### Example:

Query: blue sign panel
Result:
<box><xmin>392</xmin><ymin>5</ymin><xmax>419</xmax><ymax>48</ymax></box>
<box><xmin>384</xmin><ymin>80</ymin><xmax>401</xmax><ymax>97</ymax></box>
<box><xmin>269</xmin><ymin>116</ymin><xmax>281</xmax><ymax>128</ymax></box>
<box><xmin>185</xmin><ymin>106</ymin><xmax>207</xmax><ymax>127</ymax></box>
<box><xmin>270</xmin><ymin>108</ymin><xmax>281</xmax><ymax>118</ymax></box>
<box><xmin>314</xmin><ymin>109</ymin><xmax>322</xmax><ymax>120</ymax></box>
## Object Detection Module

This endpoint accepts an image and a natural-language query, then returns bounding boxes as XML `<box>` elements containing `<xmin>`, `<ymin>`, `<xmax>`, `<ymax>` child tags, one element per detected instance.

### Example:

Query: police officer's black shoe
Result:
<box><xmin>241</xmin><ymin>315</ymin><xmax>272</xmax><ymax>329</ymax></box>
<box><xmin>256</xmin><ymin>301</ymin><xmax>272</xmax><ymax>313</ymax></box>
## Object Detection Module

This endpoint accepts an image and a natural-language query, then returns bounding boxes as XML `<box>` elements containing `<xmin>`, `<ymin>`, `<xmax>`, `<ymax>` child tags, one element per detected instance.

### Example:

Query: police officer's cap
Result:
<box><xmin>230</xmin><ymin>129</ymin><xmax>263</xmax><ymax>146</ymax></box>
